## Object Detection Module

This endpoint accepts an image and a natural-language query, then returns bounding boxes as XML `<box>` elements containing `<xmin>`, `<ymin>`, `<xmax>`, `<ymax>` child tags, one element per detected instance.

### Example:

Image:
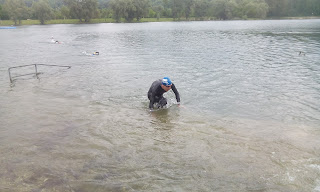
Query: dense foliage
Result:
<box><xmin>0</xmin><ymin>0</ymin><xmax>319</xmax><ymax>24</ymax></box>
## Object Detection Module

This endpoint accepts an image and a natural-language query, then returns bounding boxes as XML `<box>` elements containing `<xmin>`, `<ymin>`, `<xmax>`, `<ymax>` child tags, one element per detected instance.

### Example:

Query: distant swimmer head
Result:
<box><xmin>162</xmin><ymin>77</ymin><xmax>172</xmax><ymax>87</ymax></box>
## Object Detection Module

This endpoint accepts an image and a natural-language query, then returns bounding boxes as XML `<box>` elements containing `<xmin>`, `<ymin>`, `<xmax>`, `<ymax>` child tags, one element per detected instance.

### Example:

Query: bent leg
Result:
<box><xmin>151</xmin><ymin>96</ymin><xmax>161</xmax><ymax>108</ymax></box>
<box><xmin>159</xmin><ymin>97</ymin><xmax>167</xmax><ymax>108</ymax></box>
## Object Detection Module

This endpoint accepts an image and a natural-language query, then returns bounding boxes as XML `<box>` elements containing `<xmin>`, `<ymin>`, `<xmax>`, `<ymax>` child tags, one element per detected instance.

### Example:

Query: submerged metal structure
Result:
<box><xmin>8</xmin><ymin>64</ymin><xmax>71</xmax><ymax>83</ymax></box>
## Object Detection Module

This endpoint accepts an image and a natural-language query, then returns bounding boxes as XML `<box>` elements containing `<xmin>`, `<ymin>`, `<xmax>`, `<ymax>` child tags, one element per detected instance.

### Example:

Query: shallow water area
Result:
<box><xmin>0</xmin><ymin>20</ymin><xmax>320</xmax><ymax>191</ymax></box>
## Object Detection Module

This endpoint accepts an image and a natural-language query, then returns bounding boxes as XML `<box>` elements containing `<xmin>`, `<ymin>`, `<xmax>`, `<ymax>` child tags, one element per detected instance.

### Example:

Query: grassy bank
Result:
<box><xmin>1</xmin><ymin>16</ymin><xmax>319</xmax><ymax>26</ymax></box>
<box><xmin>0</xmin><ymin>18</ymin><xmax>175</xmax><ymax>26</ymax></box>
<box><xmin>267</xmin><ymin>16</ymin><xmax>320</xmax><ymax>20</ymax></box>
<box><xmin>0</xmin><ymin>19</ymin><xmax>113</xmax><ymax>26</ymax></box>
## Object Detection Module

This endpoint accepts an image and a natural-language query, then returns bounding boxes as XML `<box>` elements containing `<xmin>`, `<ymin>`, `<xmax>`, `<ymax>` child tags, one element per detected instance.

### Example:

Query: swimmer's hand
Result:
<box><xmin>177</xmin><ymin>102</ymin><xmax>185</xmax><ymax>108</ymax></box>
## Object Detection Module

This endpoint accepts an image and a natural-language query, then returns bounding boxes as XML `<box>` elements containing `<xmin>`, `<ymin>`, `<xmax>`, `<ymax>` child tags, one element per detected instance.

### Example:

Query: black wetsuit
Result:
<box><xmin>148</xmin><ymin>79</ymin><xmax>180</xmax><ymax>109</ymax></box>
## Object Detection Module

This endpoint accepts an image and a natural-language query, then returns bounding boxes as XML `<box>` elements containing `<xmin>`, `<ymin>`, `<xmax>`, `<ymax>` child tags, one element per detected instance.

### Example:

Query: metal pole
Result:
<box><xmin>34</xmin><ymin>64</ymin><xmax>38</xmax><ymax>79</ymax></box>
<box><xmin>8</xmin><ymin>68</ymin><xmax>12</xmax><ymax>83</ymax></box>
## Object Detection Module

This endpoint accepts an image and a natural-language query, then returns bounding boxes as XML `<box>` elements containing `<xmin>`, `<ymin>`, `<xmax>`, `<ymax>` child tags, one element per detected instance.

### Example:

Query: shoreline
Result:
<box><xmin>1</xmin><ymin>16</ymin><xmax>320</xmax><ymax>26</ymax></box>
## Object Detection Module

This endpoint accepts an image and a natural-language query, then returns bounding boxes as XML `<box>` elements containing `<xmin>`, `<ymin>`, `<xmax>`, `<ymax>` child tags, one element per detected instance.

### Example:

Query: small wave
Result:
<box><xmin>314</xmin><ymin>183</ymin><xmax>320</xmax><ymax>192</ymax></box>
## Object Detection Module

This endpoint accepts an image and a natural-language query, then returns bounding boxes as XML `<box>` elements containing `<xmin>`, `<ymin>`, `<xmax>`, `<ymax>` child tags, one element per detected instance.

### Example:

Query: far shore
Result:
<box><xmin>1</xmin><ymin>16</ymin><xmax>320</xmax><ymax>26</ymax></box>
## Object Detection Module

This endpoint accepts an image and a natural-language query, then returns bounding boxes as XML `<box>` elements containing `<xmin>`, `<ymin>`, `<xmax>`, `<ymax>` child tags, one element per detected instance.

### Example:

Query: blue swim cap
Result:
<box><xmin>162</xmin><ymin>77</ymin><xmax>172</xmax><ymax>86</ymax></box>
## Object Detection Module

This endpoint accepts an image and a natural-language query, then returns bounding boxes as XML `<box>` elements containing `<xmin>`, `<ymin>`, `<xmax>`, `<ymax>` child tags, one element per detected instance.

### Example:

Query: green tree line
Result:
<box><xmin>0</xmin><ymin>0</ymin><xmax>319</xmax><ymax>25</ymax></box>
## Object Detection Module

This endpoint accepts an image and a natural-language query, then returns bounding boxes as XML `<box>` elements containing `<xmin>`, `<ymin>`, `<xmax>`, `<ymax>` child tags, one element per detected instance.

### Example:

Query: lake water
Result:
<box><xmin>0</xmin><ymin>20</ymin><xmax>320</xmax><ymax>191</ymax></box>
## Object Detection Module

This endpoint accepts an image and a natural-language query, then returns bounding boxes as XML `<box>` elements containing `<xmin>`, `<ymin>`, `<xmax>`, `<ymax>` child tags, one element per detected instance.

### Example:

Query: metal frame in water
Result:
<box><xmin>8</xmin><ymin>64</ymin><xmax>71</xmax><ymax>83</ymax></box>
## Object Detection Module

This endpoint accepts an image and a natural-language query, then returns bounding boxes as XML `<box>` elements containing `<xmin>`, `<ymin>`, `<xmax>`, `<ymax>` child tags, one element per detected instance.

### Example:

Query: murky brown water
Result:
<box><xmin>0</xmin><ymin>20</ymin><xmax>320</xmax><ymax>191</ymax></box>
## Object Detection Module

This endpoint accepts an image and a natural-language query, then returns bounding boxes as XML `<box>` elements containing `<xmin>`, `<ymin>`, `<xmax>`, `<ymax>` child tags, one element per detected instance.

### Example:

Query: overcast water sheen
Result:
<box><xmin>0</xmin><ymin>20</ymin><xmax>320</xmax><ymax>191</ymax></box>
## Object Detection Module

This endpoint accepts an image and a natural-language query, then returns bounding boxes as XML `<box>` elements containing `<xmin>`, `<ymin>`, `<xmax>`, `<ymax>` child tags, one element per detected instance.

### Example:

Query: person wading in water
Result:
<box><xmin>147</xmin><ymin>77</ymin><xmax>180</xmax><ymax>111</ymax></box>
